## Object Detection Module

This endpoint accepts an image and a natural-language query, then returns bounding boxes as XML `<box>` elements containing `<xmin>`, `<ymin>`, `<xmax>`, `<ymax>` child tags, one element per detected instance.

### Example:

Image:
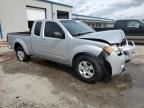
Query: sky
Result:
<box><xmin>51</xmin><ymin>0</ymin><xmax>144</xmax><ymax>20</ymax></box>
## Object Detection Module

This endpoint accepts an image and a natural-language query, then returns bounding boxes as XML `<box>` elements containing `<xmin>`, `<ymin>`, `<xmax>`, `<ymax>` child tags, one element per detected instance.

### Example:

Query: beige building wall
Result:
<box><xmin>26</xmin><ymin>0</ymin><xmax>72</xmax><ymax>20</ymax></box>
<box><xmin>0</xmin><ymin>0</ymin><xmax>29</xmax><ymax>38</ymax></box>
<box><xmin>26</xmin><ymin>0</ymin><xmax>52</xmax><ymax>19</ymax></box>
<box><xmin>52</xmin><ymin>4</ymin><xmax>72</xmax><ymax>19</ymax></box>
<box><xmin>0</xmin><ymin>0</ymin><xmax>72</xmax><ymax>39</ymax></box>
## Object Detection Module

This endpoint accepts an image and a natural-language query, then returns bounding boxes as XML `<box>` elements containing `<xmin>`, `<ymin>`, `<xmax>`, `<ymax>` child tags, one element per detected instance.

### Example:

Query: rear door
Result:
<box><xmin>42</xmin><ymin>21</ymin><xmax>68</xmax><ymax>63</ymax></box>
<box><xmin>31</xmin><ymin>21</ymin><xmax>42</xmax><ymax>53</ymax></box>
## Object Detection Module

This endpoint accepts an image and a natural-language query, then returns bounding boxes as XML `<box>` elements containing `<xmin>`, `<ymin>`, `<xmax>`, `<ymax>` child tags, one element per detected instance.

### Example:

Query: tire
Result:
<box><xmin>16</xmin><ymin>46</ymin><xmax>30</xmax><ymax>62</ymax></box>
<box><xmin>74</xmin><ymin>55</ymin><xmax>103</xmax><ymax>84</ymax></box>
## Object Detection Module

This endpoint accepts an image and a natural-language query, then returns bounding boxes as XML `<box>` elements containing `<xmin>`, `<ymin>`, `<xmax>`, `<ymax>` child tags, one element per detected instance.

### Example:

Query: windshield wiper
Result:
<box><xmin>72</xmin><ymin>31</ymin><xmax>93</xmax><ymax>37</ymax></box>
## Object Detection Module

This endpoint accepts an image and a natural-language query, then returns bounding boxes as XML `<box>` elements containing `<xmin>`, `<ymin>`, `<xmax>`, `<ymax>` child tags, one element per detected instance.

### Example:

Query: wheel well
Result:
<box><xmin>103</xmin><ymin>60</ymin><xmax>112</xmax><ymax>76</ymax></box>
<box><xmin>14</xmin><ymin>43</ymin><xmax>22</xmax><ymax>51</ymax></box>
<box><xmin>72</xmin><ymin>52</ymin><xmax>96</xmax><ymax>67</ymax></box>
<box><xmin>72</xmin><ymin>52</ymin><xmax>112</xmax><ymax>76</ymax></box>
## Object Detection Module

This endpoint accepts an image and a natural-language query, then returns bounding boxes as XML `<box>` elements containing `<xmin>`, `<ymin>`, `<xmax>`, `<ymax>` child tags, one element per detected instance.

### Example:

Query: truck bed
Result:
<box><xmin>7</xmin><ymin>31</ymin><xmax>31</xmax><ymax>50</ymax></box>
<box><xmin>8</xmin><ymin>31</ymin><xmax>31</xmax><ymax>36</ymax></box>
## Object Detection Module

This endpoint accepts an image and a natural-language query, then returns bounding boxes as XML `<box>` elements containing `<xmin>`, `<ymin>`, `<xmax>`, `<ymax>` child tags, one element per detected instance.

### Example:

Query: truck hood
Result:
<box><xmin>78</xmin><ymin>30</ymin><xmax>125</xmax><ymax>44</ymax></box>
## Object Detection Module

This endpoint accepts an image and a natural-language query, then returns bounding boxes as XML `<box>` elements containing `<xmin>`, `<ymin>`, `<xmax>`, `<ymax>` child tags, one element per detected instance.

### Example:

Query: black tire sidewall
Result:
<box><xmin>16</xmin><ymin>47</ymin><xmax>30</xmax><ymax>62</ymax></box>
<box><xmin>74</xmin><ymin>55</ymin><xmax>103</xmax><ymax>83</ymax></box>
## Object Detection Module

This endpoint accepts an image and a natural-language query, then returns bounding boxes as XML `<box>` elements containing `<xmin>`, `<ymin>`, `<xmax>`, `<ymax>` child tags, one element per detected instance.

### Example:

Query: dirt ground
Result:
<box><xmin>0</xmin><ymin>46</ymin><xmax>144</xmax><ymax>108</ymax></box>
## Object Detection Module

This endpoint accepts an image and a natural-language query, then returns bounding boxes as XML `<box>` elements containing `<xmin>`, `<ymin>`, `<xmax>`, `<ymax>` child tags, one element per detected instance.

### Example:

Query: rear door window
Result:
<box><xmin>34</xmin><ymin>22</ymin><xmax>42</xmax><ymax>36</ymax></box>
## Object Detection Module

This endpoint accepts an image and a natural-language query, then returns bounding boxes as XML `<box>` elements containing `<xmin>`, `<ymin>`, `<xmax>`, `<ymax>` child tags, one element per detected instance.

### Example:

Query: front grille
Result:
<box><xmin>120</xmin><ymin>39</ymin><xmax>127</xmax><ymax>46</ymax></box>
<box><xmin>124</xmin><ymin>51</ymin><xmax>129</xmax><ymax>55</ymax></box>
<box><xmin>116</xmin><ymin>39</ymin><xmax>127</xmax><ymax>46</ymax></box>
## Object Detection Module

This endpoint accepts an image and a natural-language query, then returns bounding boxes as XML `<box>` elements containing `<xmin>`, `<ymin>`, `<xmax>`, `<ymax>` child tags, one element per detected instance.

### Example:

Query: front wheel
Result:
<box><xmin>74</xmin><ymin>55</ymin><xmax>103</xmax><ymax>84</ymax></box>
<box><xmin>16</xmin><ymin>46</ymin><xmax>30</xmax><ymax>62</ymax></box>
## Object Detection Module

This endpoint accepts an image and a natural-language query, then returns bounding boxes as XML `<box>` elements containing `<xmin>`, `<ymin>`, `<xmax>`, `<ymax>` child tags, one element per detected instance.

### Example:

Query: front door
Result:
<box><xmin>42</xmin><ymin>21</ymin><xmax>67</xmax><ymax>63</ymax></box>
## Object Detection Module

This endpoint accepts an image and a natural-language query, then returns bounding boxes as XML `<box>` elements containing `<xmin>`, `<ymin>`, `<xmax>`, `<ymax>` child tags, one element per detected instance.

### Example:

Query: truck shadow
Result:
<box><xmin>1</xmin><ymin>56</ymin><xmax>132</xmax><ymax>84</ymax></box>
<box><xmin>1</xmin><ymin>56</ymin><xmax>133</xmax><ymax>87</ymax></box>
<box><xmin>1</xmin><ymin>56</ymin><xmax>135</xmax><ymax>106</ymax></box>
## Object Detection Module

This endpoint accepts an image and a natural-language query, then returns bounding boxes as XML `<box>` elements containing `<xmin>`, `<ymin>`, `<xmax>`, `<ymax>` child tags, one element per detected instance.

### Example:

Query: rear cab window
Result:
<box><xmin>34</xmin><ymin>22</ymin><xmax>42</xmax><ymax>36</ymax></box>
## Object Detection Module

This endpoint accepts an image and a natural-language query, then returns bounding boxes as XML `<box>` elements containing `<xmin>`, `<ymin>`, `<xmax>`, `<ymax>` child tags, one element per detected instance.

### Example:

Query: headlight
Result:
<box><xmin>103</xmin><ymin>45</ymin><xmax>119</xmax><ymax>55</ymax></box>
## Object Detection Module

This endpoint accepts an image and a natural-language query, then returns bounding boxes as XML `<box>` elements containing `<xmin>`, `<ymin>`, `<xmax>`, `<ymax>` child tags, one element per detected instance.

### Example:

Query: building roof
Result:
<box><xmin>38</xmin><ymin>0</ymin><xmax>73</xmax><ymax>8</ymax></box>
<box><xmin>72</xmin><ymin>14</ymin><xmax>115</xmax><ymax>22</ymax></box>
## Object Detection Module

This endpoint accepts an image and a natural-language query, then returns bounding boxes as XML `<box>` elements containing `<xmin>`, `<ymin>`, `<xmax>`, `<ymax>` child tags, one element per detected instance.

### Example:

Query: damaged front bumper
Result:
<box><xmin>119</xmin><ymin>40</ymin><xmax>135</xmax><ymax>63</ymax></box>
<box><xmin>98</xmin><ymin>51</ymin><xmax>126</xmax><ymax>77</ymax></box>
<box><xmin>106</xmin><ymin>52</ymin><xmax>126</xmax><ymax>76</ymax></box>
<box><xmin>99</xmin><ymin>40</ymin><xmax>135</xmax><ymax>77</ymax></box>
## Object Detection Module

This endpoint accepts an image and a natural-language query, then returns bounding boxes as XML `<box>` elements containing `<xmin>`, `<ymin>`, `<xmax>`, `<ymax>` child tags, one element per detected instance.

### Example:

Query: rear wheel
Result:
<box><xmin>74</xmin><ymin>55</ymin><xmax>103</xmax><ymax>83</ymax></box>
<box><xmin>16</xmin><ymin>46</ymin><xmax>30</xmax><ymax>62</ymax></box>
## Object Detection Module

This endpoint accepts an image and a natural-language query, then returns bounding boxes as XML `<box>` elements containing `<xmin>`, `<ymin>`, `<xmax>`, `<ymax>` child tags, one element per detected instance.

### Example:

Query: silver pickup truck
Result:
<box><xmin>7</xmin><ymin>19</ymin><xmax>135</xmax><ymax>83</ymax></box>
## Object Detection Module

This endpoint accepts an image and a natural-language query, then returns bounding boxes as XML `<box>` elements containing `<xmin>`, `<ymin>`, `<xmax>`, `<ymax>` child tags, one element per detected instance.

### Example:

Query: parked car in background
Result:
<box><xmin>95</xmin><ymin>19</ymin><xmax>144</xmax><ymax>43</ymax></box>
<box><xmin>7</xmin><ymin>20</ymin><xmax>135</xmax><ymax>83</ymax></box>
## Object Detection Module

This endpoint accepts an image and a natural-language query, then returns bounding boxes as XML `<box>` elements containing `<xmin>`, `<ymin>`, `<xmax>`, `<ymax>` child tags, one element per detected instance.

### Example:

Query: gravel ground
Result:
<box><xmin>0</xmin><ymin>46</ymin><xmax>144</xmax><ymax>108</ymax></box>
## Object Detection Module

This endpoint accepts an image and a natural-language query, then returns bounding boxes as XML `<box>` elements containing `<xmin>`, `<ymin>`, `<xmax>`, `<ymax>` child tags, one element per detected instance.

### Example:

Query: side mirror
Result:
<box><xmin>53</xmin><ymin>32</ymin><xmax>65</xmax><ymax>39</ymax></box>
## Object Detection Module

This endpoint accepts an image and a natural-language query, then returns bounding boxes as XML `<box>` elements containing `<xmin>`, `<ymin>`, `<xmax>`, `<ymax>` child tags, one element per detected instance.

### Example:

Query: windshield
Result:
<box><xmin>61</xmin><ymin>20</ymin><xmax>95</xmax><ymax>37</ymax></box>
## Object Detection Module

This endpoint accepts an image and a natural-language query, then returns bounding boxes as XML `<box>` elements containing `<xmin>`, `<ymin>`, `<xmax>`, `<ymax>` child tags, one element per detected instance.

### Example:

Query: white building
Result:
<box><xmin>0</xmin><ymin>0</ymin><xmax>115</xmax><ymax>40</ymax></box>
<box><xmin>0</xmin><ymin>0</ymin><xmax>73</xmax><ymax>39</ymax></box>
<box><xmin>72</xmin><ymin>14</ymin><xmax>115</xmax><ymax>28</ymax></box>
